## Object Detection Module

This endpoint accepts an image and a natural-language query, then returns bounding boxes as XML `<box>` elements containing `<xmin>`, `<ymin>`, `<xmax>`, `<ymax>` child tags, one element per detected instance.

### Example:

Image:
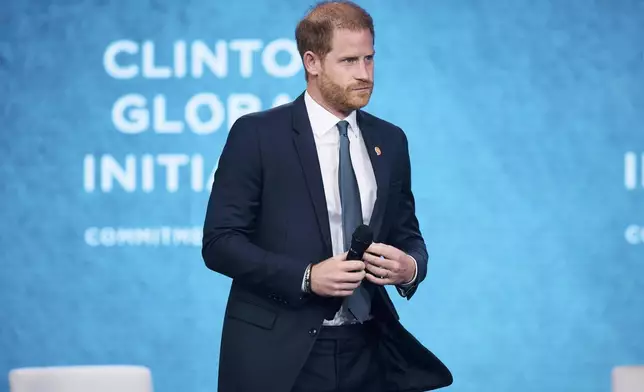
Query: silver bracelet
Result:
<box><xmin>304</xmin><ymin>264</ymin><xmax>312</xmax><ymax>293</ymax></box>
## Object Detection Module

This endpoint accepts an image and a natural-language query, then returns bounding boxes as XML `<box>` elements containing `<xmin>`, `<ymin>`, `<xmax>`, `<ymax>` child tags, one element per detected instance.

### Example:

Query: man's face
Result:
<box><xmin>316</xmin><ymin>28</ymin><xmax>375</xmax><ymax>114</ymax></box>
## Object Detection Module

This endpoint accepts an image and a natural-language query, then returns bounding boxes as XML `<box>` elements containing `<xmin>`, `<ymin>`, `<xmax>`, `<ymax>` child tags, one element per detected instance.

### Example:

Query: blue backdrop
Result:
<box><xmin>2</xmin><ymin>0</ymin><xmax>643</xmax><ymax>391</ymax></box>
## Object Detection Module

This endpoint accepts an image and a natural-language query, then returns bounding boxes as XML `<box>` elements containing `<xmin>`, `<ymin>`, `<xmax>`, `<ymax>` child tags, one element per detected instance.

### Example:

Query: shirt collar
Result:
<box><xmin>304</xmin><ymin>90</ymin><xmax>359</xmax><ymax>137</ymax></box>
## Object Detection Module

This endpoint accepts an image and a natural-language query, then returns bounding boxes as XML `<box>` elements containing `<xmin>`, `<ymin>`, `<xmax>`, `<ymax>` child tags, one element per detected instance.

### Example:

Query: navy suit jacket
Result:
<box><xmin>202</xmin><ymin>92</ymin><xmax>452</xmax><ymax>392</ymax></box>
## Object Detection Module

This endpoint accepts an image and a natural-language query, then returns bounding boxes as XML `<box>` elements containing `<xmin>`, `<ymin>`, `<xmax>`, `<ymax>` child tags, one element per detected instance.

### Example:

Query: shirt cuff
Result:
<box><xmin>399</xmin><ymin>254</ymin><xmax>418</xmax><ymax>287</ymax></box>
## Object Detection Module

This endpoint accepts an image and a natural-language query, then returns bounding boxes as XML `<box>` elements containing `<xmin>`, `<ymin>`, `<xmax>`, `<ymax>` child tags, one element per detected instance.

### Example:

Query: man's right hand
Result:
<box><xmin>310</xmin><ymin>253</ymin><xmax>367</xmax><ymax>297</ymax></box>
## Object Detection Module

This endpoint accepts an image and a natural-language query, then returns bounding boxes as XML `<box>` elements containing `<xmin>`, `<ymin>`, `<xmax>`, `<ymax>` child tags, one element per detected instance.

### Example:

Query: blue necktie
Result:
<box><xmin>337</xmin><ymin>120</ymin><xmax>371</xmax><ymax>322</ymax></box>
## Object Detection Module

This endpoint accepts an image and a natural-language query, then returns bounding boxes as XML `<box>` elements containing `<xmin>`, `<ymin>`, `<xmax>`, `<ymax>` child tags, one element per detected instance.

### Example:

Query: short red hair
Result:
<box><xmin>295</xmin><ymin>1</ymin><xmax>375</xmax><ymax>79</ymax></box>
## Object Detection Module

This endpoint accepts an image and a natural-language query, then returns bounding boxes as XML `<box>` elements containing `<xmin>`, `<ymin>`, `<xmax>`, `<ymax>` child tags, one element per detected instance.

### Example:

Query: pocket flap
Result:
<box><xmin>226</xmin><ymin>299</ymin><xmax>277</xmax><ymax>330</ymax></box>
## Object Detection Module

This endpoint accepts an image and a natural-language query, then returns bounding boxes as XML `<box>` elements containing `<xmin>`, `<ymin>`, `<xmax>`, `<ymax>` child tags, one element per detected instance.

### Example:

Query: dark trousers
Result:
<box><xmin>291</xmin><ymin>321</ymin><xmax>386</xmax><ymax>392</ymax></box>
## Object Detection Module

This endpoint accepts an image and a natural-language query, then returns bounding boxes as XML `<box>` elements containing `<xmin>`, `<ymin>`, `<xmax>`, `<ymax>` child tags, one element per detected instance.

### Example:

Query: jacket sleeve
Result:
<box><xmin>387</xmin><ymin>129</ymin><xmax>429</xmax><ymax>300</ymax></box>
<box><xmin>201</xmin><ymin>116</ymin><xmax>309</xmax><ymax>307</ymax></box>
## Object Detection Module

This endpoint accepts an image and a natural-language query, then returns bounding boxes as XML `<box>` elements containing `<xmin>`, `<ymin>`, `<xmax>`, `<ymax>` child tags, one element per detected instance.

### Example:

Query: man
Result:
<box><xmin>201</xmin><ymin>1</ymin><xmax>452</xmax><ymax>391</ymax></box>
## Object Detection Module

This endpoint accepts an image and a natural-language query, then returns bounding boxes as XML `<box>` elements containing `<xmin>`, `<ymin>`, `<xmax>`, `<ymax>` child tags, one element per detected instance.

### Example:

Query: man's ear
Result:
<box><xmin>303</xmin><ymin>51</ymin><xmax>322</xmax><ymax>77</ymax></box>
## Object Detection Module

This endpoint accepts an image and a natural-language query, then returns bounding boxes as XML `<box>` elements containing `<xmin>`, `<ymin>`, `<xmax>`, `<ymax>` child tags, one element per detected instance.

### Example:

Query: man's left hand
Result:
<box><xmin>362</xmin><ymin>243</ymin><xmax>416</xmax><ymax>286</ymax></box>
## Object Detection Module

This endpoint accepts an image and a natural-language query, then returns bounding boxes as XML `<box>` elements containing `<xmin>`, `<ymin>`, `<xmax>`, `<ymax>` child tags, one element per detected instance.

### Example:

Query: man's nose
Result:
<box><xmin>355</xmin><ymin>59</ymin><xmax>371</xmax><ymax>81</ymax></box>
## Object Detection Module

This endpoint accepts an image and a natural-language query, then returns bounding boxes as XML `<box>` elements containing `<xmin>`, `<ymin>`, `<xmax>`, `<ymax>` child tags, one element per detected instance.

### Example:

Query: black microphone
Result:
<box><xmin>346</xmin><ymin>224</ymin><xmax>373</xmax><ymax>261</ymax></box>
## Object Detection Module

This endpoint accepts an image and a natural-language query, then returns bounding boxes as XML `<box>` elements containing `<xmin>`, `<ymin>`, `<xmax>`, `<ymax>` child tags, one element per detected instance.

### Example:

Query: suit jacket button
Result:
<box><xmin>308</xmin><ymin>328</ymin><xmax>317</xmax><ymax>336</ymax></box>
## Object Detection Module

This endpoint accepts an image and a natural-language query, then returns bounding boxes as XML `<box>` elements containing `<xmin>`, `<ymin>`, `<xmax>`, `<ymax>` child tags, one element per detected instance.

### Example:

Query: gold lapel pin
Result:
<box><xmin>375</xmin><ymin>146</ymin><xmax>382</xmax><ymax>156</ymax></box>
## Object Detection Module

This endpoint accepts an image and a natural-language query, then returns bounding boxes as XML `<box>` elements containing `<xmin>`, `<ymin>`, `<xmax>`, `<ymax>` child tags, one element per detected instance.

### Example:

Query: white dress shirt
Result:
<box><xmin>305</xmin><ymin>92</ymin><xmax>378</xmax><ymax>255</ymax></box>
<box><xmin>303</xmin><ymin>91</ymin><xmax>417</xmax><ymax>325</ymax></box>
<box><xmin>304</xmin><ymin>91</ymin><xmax>376</xmax><ymax>325</ymax></box>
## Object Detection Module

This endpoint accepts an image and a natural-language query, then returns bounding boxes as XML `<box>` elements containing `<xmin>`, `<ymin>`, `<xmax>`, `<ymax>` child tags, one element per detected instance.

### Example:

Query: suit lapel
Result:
<box><xmin>291</xmin><ymin>93</ymin><xmax>333</xmax><ymax>256</ymax></box>
<box><xmin>358</xmin><ymin>111</ymin><xmax>390</xmax><ymax>242</ymax></box>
